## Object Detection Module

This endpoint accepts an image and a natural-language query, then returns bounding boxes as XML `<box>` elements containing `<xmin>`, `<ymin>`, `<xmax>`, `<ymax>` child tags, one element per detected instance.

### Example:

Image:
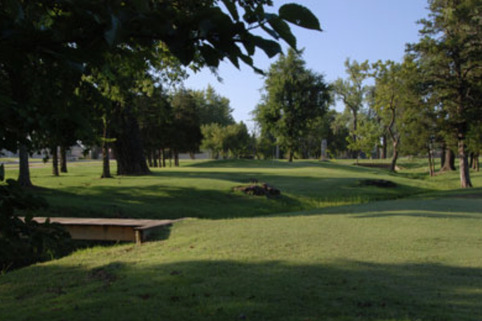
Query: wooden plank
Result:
<box><xmin>21</xmin><ymin>217</ymin><xmax>177</xmax><ymax>244</ymax></box>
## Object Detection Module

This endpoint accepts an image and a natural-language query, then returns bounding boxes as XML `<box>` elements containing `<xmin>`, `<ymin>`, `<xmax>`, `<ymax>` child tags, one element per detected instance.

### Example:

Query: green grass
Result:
<box><xmin>1</xmin><ymin>158</ymin><xmax>481</xmax><ymax>320</ymax></box>
<box><xmin>5</xmin><ymin>158</ymin><xmax>479</xmax><ymax>219</ymax></box>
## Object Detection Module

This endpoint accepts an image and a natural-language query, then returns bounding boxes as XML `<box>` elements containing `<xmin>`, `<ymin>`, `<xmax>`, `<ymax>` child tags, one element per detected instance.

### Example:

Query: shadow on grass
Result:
<box><xmin>2</xmin><ymin>260</ymin><xmax>480</xmax><ymax>321</ymax></box>
<box><xmin>285</xmin><ymin>197</ymin><xmax>482</xmax><ymax>220</ymax></box>
<box><xmin>32</xmin><ymin>172</ymin><xmax>432</xmax><ymax>220</ymax></box>
<box><xmin>34</xmin><ymin>184</ymin><xmax>305</xmax><ymax>220</ymax></box>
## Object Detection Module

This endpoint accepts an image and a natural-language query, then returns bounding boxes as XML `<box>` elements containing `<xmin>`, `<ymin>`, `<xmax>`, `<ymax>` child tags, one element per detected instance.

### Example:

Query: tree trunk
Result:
<box><xmin>52</xmin><ymin>146</ymin><xmax>59</xmax><ymax>176</ymax></box>
<box><xmin>288</xmin><ymin>150</ymin><xmax>294</xmax><ymax>162</ymax></box>
<box><xmin>152</xmin><ymin>151</ymin><xmax>158</xmax><ymax>167</ymax></box>
<box><xmin>473</xmin><ymin>153</ymin><xmax>479</xmax><ymax>172</ymax></box>
<box><xmin>458</xmin><ymin>139</ymin><xmax>472</xmax><ymax>188</ymax></box>
<box><xmin>60</xmin><ymin>145</ymin><xmax>68</xmax><ymax>173</ymax></box>
<box><xmin>174</xmin><ymin>149</ymin><xmax>180</xmax><ymax>167</ymax></box>
<box><xmin>101</xmin><ymin>122</ymin><xmax>112</xmax><ymax>178</ymax></box>
<box><xmin>381</xmin><ymin>135</ymin><xmax>387</xmax><ymax>159</ymax></box>
<box><xmin>427</xmin><ymin>147</ymin><xmax>435</xmax><ymax>177</ymax></box>
<box><xmin>440</xmin><ymin>146</ymin><xmax>456</xmax><ymax>171</ymax></box>
<box><xmin>146</xmin><ymin>152</ymin><xmax>153</xmax><ymax>167</ymax></box>
<box><xmin>162</xmin><ymin>148</ymin><xmax>167</xmax><ymax>168</ymax></box>
<box><xmin>112</xmin><ymin>104</ymin><xmax>150</xmax><ymax>176</ymax></box>
<box><xmin>390</xmin><ymin>140</ymin><xmax>399</xmax><ymax>172</ymax></box>
<box><xmin>18</xmin><ymin>143</ymin><xmax>33</xmax><ymax>187</ymax></box>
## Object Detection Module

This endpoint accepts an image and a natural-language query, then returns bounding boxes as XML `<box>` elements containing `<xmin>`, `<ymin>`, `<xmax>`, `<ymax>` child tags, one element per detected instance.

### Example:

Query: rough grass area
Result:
<box><xmin>1</xmin><ymin>159</ymin><xmax>481</xmax><ymax>320</ymax></box>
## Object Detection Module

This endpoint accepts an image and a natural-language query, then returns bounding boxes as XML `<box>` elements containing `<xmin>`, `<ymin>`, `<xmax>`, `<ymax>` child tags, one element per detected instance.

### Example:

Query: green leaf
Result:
<box><xmin>221</xmin><ymin>0</ymin><xmax>239</xmax><ymax>21</ymax></box>
<box><xmin>268</xmin><ymin>17</ymin><xmax>297</xmax><ymax>49</ymax></box>
<box><xmin>252</xmin><ymin>36</ymin><xmax>282</xmax><ymax>58</ymax></box>
<box><xmin>200</xmin><ymin>45</ymin><xmax>221</xmax><ymax>68</ymax></box>
<box><xmin>261</xmin><ymin>24</ymin><xmax>280</xmax><ymax>40</ymax></box>
<box><xmin>279</xmin><ymin>4</ymin><xmax>321</xmax><ymax>31</ymax></box>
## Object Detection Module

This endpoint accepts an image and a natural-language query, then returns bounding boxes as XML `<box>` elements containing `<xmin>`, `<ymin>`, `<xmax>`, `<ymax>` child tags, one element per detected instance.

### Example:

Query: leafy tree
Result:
<box><xmin>201</xmin><ymin>122</ymin><xmax>252</xmax><ymax>159</ymax></box>
<box><xmin>371</xmin><ymin>60</ymin><xmax>410</xmax><ymax>171</ymax></box>
<box><xmin>170</xmin><ymin>89</ymin><xmax>203</xmax><ymax>165</ymax></box>
<box><xmin>346</xmin><ymin>114</ymin><xmax>381</xmax><ymax>162</ymax></box>
<box><xmin>201</xmin><ymin>123</ymin><xmax>225</xmax><ymax>159</ymax></box>
<box><xmin>333</xmin><ymin>59</ymin><xmax>371</xmax><ymax>159</ymax></box>
<box><xmin>410</xmin><ymin>0</ymin><xmax>482</xmax><ymax>188</ymax></box>
<box><xmin>254</xmin><ymin>49</ymin><xmax>331</xmax><ymax>162</ymax></box>
<box><xmin>138</xmin><ymin>87</ymin><xmax>172</xmax><ymax>168</ymax></box>
<box><xmin>193</xmin><ymin>85</ymin><xmax>235</xmax><ymax>126</ymax></box>
<box><xmin>1</xmin><ymin>1</ymin><xmax>321</xmax><ymax>182</ymax></box>
<box><xmin>467</xmin><ymin>121</ymin><xmax>481</xmax><ymax>171</ymax></box>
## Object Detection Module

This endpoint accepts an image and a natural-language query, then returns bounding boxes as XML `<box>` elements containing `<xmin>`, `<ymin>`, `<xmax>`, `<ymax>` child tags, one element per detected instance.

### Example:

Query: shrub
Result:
<box><xmin>0</xmin><ymin>178</ymin><xmax>71</xmax><ymax>272</ymax></box>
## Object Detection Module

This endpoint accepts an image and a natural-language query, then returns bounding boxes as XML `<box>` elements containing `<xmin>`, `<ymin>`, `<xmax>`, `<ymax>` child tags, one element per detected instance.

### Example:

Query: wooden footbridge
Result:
<box><xmin>29</xmin><ymin>217</ymin><xmax>179</xmax><ymax>244</ymax></box>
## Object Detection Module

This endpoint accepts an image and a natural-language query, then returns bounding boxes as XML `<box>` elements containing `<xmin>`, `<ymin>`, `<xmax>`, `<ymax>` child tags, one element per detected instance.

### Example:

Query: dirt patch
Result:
<box><xmin>359</xmin><ymin>179</ymin><xmax>397</xmax><ymax>188</ymax></box>
<box><xmin>234</xmin><ymin>183</ymin><xmax>281</xmax><ymax>197</ymax></box>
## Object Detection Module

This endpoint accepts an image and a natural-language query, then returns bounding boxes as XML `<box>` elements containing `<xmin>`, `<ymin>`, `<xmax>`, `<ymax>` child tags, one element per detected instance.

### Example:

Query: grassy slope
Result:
<box><xmin>4</xmin><ymin>159</ymin><xmax>474</xmax><ymax>219</ymax></box>
<box><xmin>1</xmin><ymin>159</ymin><xmax>481</xmax><ymax>321</ymax></box>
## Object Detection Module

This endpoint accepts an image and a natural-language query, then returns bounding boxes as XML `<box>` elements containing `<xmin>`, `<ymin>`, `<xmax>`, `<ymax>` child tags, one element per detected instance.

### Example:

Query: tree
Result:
<box><xmin>371</xmin><ymin>60</ymin><xmax>409</xmax><ymax>171</ymax></box>
<box><xmin>333</xmin><ymin>59</ymin><xmax>371</xmax><ymax>159</ymax></box>
<box><xmin>347</xmin><ymin>114</ymin><xmax>382</xmax><ymax>162</ymax></box>
<box><xmin>254</xmin><ymin>49</ymin><xmax>331</xmax><ymax>162</ymax></box>
<box><xmin>193</xmin><ymin>85</ymin><xmax>235</xmax><ymax>126</ymax></box>
<box><xmin>410</xmin><ymin>0</ymin><xmax>482</xmax><ymax>188</ymax></box>
<box><xmin>1</xmin><ymin>1</ymin><xmax>322</xmax><ymax>183</ymax></box>
<box><xmin>170</xmin><ymin>90</ymin><xmax>203</xmax><ymax>164</ymax></box>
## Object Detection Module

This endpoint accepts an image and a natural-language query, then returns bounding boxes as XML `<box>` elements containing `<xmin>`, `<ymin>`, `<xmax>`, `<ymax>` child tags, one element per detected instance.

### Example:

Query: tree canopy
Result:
<box><xmin>254</xmin><ymin>49</ymin><xmax>331</xmax><ymax>162</ymax></box>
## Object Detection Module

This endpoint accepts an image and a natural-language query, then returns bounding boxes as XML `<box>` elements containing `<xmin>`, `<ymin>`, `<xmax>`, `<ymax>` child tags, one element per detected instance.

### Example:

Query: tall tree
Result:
<box><xmin>371</xmin><ymin>60</ymin><xmax>410</xmax><ymax>171</ymax></box>
<box><xmin>333</xmin><ymin>59</ymin><xmax>371</xmax><ymax>159</ymax></box>
<box><xmin>254</xmin><ymin>49</ymin><xmax>331</xmax><ymax>162</ymax></box>
<box><xmin>1</xmin><ymin>1</ymin><xmax>322</xmax><ymax>182</ymax></box>
<box><xmin>170</xmin><ymin>90</ymin><xmax>203</xmax><ymax>164</ymax></box>
<box><xmin>193</xmin><ymin>85</ymin><xmax>235</xmax><ymax>126</ymax></box>
<box><xmin>410</xmin><ymin>0</ymin><xmax>482</xmax><ymax>188</ymax></box>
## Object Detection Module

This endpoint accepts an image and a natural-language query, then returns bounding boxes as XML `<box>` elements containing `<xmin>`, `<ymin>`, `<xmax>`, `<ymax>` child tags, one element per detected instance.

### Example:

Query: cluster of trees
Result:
<box><xmin>254</xmin><ymin>0</ymin><xmax>480</xmax><ymax>188</ymax></box>
<box><xmin>0</xmin><ymin>1</ymin><xmax>321</xmax><ymax>187</ymax></box>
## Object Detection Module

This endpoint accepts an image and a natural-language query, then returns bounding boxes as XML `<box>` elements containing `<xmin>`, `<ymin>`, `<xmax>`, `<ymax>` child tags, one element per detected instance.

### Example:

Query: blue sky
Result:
<box><xmin>184</xmin><ymin>1</ymin><xmax>430</xmax><ymax>129</ymax></box>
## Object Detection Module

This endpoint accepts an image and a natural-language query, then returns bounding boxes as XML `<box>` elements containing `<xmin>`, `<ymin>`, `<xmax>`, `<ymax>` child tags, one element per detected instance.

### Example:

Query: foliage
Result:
<box><xmin>333</xmin><ymin>59</ymin><xmax>371</xmax><ymax>158</ymax></box>
<box><xmin>254</xmin><ymin>49</ymin><xmax>331</xmax><ymax>161</ymax></box>
<box><xmin>201</xmin><ymin>122</ymin><xmax>252</xmax><ymax>159</ymax></box>
<box><xmin>170</xmin><ymin>89</ymin><xmax>203</xmax><ymax>156</ymax></box>
<box><xmin>0</xmin><ymin>179</ymin><xmax>71</xmax><ymax>272</ymax></box>
<box><xmin>346</xmin><ymin>114</ymin><xmax>381</xmax><ymax>160</ymax></box>
<box><xmin>192</xmin><ymin>85</ymin><xmax>235</xmax><ymax>126</ymax></box>
<box><xmin>409</xmin><ymin>0</ymin><xmax>482</xmax><ymax>187</ymax></box>
<box><xmin>0</xmin><ymin>0</ymin><xmax>321</xmax><ymax>181</ymax></box>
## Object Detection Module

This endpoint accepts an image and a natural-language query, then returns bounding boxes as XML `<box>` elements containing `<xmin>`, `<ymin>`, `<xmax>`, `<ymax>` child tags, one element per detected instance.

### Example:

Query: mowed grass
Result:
<box><xmin>1</xmin><ymin>159</ymin><xmax>481</xmax><ymax>320</ymax></box>
<box><xmin>4</xmin><ymin>158</ymin><xmax>478</xmax><ymax>219</ymax></box>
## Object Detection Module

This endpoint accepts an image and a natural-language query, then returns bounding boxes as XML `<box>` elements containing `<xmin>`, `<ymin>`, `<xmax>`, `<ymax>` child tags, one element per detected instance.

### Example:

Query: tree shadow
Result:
<box><xmin>32</xmin><ymin>171</ymin><xmax>432</xmax><ymax>220</ymax></box>
<box><xmin>34</xmin><ymin>184</ymin><xmax>305</xmax><ymax>220</ymax></box>
<box><xmin>2</xmin><ymin>259</ymin><xmax>480</xmax><ymax>320</ymax></box>
<box><xmin>286</xmin><ymin>197</ymin><xmax>482</xmax><ymax>219</ymax></box>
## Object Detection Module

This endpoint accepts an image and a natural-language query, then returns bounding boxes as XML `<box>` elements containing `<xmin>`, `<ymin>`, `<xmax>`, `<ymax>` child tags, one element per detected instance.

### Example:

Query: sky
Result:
<box><xmin>184</xmin><ymin>1</ymin><xmax>430</xmax><ymax>130</ymax></box>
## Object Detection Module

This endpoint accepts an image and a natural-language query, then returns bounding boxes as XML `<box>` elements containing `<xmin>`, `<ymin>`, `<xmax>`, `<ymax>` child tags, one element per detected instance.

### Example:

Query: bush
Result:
<box><xmin>0</xmin><ymin>179</ymin><xmax>71</xmax><ymax>272</ymax></box>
